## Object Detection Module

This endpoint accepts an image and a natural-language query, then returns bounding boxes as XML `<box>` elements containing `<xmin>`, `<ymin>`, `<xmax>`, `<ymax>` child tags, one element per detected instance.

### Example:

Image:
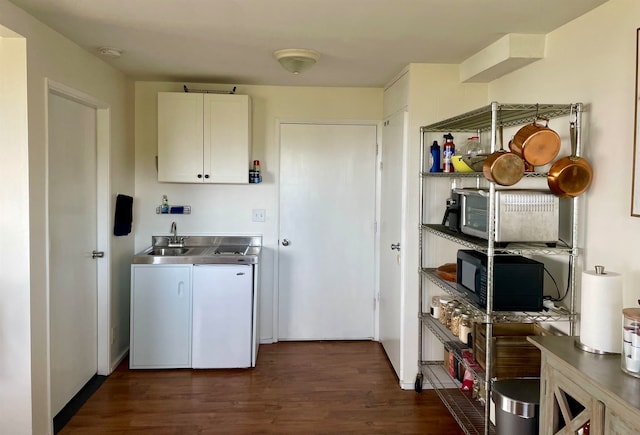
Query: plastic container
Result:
<box><xmin>492</xmin><ymin>378</ymin><xmax>540</xmax><ymax>435</ymax></box>
<box><xmin>465</xmin><ymin>136</ymin><xmax>483</xmax><ymax>155</ymax></box>
<box><xmin>622</xmin><ymin>308</ymin><xmax>640</xmax><ymax>377</ymax></box>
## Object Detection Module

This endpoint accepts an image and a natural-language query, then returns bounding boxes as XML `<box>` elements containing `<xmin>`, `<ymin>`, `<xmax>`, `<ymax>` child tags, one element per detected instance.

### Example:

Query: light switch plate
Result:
<box><xmin>252</xmin><ymin>209</ymin><xmax>266</xmax><ymax>222</ymax></box>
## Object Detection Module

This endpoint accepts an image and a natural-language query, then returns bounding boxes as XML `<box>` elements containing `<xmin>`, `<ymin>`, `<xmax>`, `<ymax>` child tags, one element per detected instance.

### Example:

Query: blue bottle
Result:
<box><xmin>430</xmin><ymin>141</ymin><xmax>442</xmax><ymax>173</ymax></box>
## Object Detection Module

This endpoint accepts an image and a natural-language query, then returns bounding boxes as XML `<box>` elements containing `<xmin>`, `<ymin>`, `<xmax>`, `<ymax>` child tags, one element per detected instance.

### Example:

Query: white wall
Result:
<box><xmin>400</xmin><ymin>64</ymin><xmax>488</xmax><ymax>386</ymax></box>
<box><xmin>134</xmin><ymin>81</ymin><xmax>382</xmax><ymax>342</ymax></box>
<box><xmin>489</xmin><ymin>0</ymin><xmax>640</xmax><ymax>309</ymax></box>
<box><xmin>0</xmin><ymin>1</ymin><xmax>134</xmax><ymax>433</ymax></box>
<box><xmin>0</xmin><ymin>26</ymin><xmax>31</xmax><ymax>434</ymax></box>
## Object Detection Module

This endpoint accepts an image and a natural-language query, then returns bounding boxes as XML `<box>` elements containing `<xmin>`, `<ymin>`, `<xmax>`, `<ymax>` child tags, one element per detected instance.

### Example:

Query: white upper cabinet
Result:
<box><xmin>157</xmin><ymin>92</ymin><xmax>251</xmax><ymax>183</ymax></box>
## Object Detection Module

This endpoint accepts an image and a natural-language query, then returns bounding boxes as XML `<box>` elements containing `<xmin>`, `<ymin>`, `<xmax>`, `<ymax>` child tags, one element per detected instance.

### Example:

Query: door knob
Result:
<box><xmin>281</xmin><ymin>239</ymin><xmax>290</xmax><ymax>246</ymax></box>
<box><xmin>390</xmin><ymin>243</ymin><xmax>400</xmax><ymax>251</ymax></box>
<box><xmin>92</xmin><ymin>250</ymin><xmax>104</xmax><ymax>258</ymax></box>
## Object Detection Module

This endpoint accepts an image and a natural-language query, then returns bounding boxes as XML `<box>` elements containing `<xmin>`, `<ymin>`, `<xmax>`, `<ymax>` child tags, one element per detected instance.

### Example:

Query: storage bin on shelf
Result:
<box><xmin>473</xmin><ymin>322</ymin><xmax>551</xmax><ymax>379</ymax></box>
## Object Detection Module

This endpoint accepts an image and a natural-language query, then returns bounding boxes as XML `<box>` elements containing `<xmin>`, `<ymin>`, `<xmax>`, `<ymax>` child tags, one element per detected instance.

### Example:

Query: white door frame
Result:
<box><xmin>44</xmin><ymin>79</ymin><xmax>111</xmax><ymax>415</ymax></box>
<box><xmin>272</xmin><ymin>119</ymin><xmax>382</xmax><ymax>342</ymax></box>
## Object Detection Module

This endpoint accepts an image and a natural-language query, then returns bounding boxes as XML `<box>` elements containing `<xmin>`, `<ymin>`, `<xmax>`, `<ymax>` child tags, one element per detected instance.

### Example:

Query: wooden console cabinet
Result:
<box><xmin>529</xmin><ymin>336</ymin><xmax>640</xmax><ymax>435</ymax></box>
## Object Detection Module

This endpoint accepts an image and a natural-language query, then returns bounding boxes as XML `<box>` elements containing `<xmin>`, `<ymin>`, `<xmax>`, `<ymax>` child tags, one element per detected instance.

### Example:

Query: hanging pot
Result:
<box><xmin>547</xmin><ymin>122</ymin><xmax>593</xmax><ymax>197</ymax></box>
<box><xmin>483</xmin><ymin>123</ymin><xmax>525</xmax><ymax>186</ymax></box>
<box><xmin>511</xmin><ymin>117</ymin><xmax>561</xmax><ymax>166</ymax></box>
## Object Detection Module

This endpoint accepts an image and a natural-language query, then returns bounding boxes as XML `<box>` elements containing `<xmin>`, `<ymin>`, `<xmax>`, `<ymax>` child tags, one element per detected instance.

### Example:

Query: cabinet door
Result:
<box><xmin>192</xmin><ymin>264</ymin><xmax>253</xmax><ymax>368</ymax></box>
<box><xmin>203</xmin><ymin>94</ymin><xmax>250</xmax><ymax>183</ymax></box>
<box><xmin>130</xmin><ymin>265</ymin><xmax>192</xmax><ymax>368</ymax></box>
<box><xmin>541</xmin><ymin>361</ymin><xmax>604</xmax><ymax>435</ymax></box>
<box><xmin>606</xmin><ymin>407</ymin><xmax>640</xmax><ymax>435</ymax></box>
<box><xmin>157</xmin><ymin>92</ymin><xmax>204</xmax><ymax>183</ymax></box>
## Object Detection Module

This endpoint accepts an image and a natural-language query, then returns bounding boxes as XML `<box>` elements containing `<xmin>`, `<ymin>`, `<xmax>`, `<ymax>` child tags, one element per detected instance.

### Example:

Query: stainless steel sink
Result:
<box><xmin>147</xmin><ymin>247</ymin><xmax>191</xmax><ymax>256</ymax></box>
<box><xmin>133</xmin><ymin>235</ymin><xmax>261</xmax><ymax>265</ymax></box>
<box><xmin>211</xmin><ymin>245</ymin><xmax>250</xmax><ymax>255</ymax></box>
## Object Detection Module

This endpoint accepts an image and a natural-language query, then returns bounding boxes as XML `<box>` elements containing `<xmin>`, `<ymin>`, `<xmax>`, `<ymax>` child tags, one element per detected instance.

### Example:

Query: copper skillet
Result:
<box><xmin>547</xmin><ymin>122</ymin><xmax>593</xmax><ymax>197</ymax></box>
<box><xmin>483</xmin><ymin>122</ymin><xmax>525</xmax><ymax>186</ymax></box>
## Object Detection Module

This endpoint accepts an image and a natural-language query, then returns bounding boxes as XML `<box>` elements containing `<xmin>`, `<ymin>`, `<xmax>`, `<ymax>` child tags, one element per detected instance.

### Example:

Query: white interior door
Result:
<box><xmin>48</xmin><ymin>92</ymin><xmax>98</xmax><ymax>415</ymax></box>
<box><xmin>278</xmin><ymin>123</ymin><xmax>377</xmax><ymax>340</ymax></box>
<box><xmin>379</xmin><ymin>111</ymin><xmax>406</xmax><ymax>376</ymax></box>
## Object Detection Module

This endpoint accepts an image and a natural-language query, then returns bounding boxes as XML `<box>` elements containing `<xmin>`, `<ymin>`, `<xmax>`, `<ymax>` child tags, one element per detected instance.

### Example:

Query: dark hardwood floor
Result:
<box><xmin>60</xmin><ymin>341</ymin><xmax>463</xmax><ymax>434</ymax></box>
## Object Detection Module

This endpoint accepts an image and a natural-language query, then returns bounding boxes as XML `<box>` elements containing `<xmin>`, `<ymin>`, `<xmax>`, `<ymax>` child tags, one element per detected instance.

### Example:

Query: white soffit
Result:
<box><xmin>460</xmin><ymin>34</ymin><xmax>546</xmax><ymax>83</ymax></box>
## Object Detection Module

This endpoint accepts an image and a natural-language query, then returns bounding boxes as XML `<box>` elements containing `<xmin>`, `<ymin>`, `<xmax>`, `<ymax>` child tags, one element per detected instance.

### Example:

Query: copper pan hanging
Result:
<box><xmin>510</xmin><ymin>116</ymin><xmax>561</xmax><ymax>166</ymax></box>
<box><xmin>483</xmin><ymin>120</ymin><xmax>525</xmax><ymax>186</ymax></box>
<box><xmin>547</xmin><ymin>121</ymin><xmax>593</xmax><ymax>197</ymax></box>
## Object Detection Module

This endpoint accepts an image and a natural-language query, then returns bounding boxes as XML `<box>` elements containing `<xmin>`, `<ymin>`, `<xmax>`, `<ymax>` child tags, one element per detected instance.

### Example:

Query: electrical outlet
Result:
<box><xmin>252</xmin><ymin>209</ymin><xmax>266</xmax><ymax>222</ymax></box>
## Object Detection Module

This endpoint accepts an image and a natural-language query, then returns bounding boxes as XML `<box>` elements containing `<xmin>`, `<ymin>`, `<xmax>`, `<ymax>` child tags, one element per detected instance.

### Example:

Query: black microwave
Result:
<box><xmin>456</xmin><ymin>250</ymin><xmax>544</xmax><ymax>311</ymax></box>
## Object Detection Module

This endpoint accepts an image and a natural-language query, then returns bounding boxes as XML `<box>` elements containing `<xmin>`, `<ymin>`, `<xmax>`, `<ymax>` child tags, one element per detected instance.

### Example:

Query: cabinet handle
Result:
<box><xmin>204</xmin><ymin>174</ymin><xmax>210</xmax><ymax>179</ymax></box>
<box><xmin>197</xmin><ymin>174</ymin><xmax>203</xmax><ymax>179</ymax></box>
<box><xmin>178</xmin><ymin>281</ymin><xmax>184</xmax><ymax>297</ymax></box>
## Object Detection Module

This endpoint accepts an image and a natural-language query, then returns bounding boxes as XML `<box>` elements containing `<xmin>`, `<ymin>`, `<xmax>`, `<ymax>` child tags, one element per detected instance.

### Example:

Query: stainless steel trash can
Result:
<box><xmin>492</xmin><ymin>378</ymin><xmax>540</xmax><ymax>435</ymax></box>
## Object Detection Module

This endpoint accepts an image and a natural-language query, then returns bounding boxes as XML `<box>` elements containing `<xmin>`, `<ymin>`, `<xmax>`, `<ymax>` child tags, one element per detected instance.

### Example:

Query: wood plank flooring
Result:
<box><xmin>60</xmin><ymin>341</ymin><xmax>463</xmax><ymax>434</ymax></box>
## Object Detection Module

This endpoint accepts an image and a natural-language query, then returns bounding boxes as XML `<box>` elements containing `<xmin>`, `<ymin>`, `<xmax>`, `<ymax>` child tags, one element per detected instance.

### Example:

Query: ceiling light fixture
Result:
<box><xmin>273</xmin><ymin>48</ymin><xmax>320</xmax><ymax>74</ymax></box>
<box><xmin>98</xmin><ymin>47</ymin><xmax>123</xmax><ymax>59</ymax></box>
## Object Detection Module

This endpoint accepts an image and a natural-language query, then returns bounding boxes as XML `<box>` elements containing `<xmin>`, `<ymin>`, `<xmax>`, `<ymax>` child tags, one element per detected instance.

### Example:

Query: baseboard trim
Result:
<box><xmin>53</xmin><ymin>374</ymin><xmax>107</xmax><ymax>433</ymax></box>
<box><xmin>110</xmin><ymin>348</ymin><xmax>129</xmax><ymax>373</ymax></box>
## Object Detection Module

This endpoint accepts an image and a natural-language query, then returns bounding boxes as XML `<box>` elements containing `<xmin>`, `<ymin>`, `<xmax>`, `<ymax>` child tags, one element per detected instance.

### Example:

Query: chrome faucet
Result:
<box><xmin>168</xmin><ymin>221</ymin><xmax>183</xmax><ymax>247</ymax></box>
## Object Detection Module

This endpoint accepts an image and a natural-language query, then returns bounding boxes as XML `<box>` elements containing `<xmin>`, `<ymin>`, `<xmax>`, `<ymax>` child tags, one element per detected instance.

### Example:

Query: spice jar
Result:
<box><xmin>450</xmin><ymin>307</ymin><xmax>463</xmax><ymax>336</ymax></box>
<box><xmin>438</xmin><ymin>297</ymin><xmax>452</xmax><ymax>324</ymax></box>
<box><xmin>431</xmin><ymin>295</ymin><xmax>442</xmax><ymax>318</ymax></box>
<box><xmin>459</xmin><ymin>313</ymin><xmax>472</xmax><ymax>344</ymax></box>
<box><xmin>444</xmin><ymin>301</ymin><xmax>459</xmax><ymax>329</ymax></box>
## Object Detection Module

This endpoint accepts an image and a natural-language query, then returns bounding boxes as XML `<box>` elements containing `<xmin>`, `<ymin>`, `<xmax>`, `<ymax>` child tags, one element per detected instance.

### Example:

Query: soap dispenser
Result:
<box><xmin>161</xmin><ymin>195</ymin><xmax>169</xmax><ymax>213</ymax></box>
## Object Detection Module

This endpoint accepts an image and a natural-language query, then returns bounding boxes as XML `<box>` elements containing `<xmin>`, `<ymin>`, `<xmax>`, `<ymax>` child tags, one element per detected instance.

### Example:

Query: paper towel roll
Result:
<box><xmin>579</xmin><ymin>266</ymin><xmax>622</xmax><ymax>353</ymax></box>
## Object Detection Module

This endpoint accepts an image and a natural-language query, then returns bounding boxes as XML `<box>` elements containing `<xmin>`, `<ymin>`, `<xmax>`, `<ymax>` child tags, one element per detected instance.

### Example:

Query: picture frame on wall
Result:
<box><xmin>632</xmin><ymin>27</ymin><xmax>640</xmax><ymax>216</ymax></box>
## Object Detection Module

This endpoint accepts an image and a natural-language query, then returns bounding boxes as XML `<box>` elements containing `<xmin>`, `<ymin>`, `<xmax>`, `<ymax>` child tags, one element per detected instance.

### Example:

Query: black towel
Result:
<box><xmin>114</xmin><ymin>194</ymin><xmax>133</xmax><ymax>236</ymax></box>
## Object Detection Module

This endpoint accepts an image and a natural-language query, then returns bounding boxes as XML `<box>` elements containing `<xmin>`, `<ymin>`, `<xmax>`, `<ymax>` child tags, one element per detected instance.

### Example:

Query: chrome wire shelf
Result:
<box><xmin>421</xmin><ymin>314</ymin><xmax>487</xmax><ymax>383</ymax></box>
<box><xmin>420</xmin><ymin>171</ymin><xmax>548</xmax><ymax>179</ymax></box>
<box><xmin>420</xmin><ymin>103</ymin><xmax>576</xmax><ymax>132</ymax></box>
<box><xmin>421</xmin><ymin>362</ymin><xmax>494</xmax><ymax>435</ymax></box>
<box><xmin>421</xmin><ymin>224</ymin><xmax>572</xmax><ymax>255</ymax></box>
<box><xmin>421</xmin><ymin>268</ymin><xmax>574</xmax><ymax>323</ymax></box>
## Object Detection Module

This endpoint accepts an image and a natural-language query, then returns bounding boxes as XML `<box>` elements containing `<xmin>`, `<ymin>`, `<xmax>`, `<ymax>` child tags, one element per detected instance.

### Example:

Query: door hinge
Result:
<box><xmin>373</xmin><ymin>297</ymin><xmax>377</xmax><ymax>310</ymax></box>
<box><xmin>373</xmin><ymin>220</ymin><xmax>378</xmax><ymax>234</ymax></box>
<box><xmin>379</xmin><ymin>161</ymin><xmax>383</xmax><ymax>171</ymax></box>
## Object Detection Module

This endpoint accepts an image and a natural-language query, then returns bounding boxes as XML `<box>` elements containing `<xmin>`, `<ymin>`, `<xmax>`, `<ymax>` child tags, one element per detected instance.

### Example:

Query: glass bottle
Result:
<box><xmin>459</xmin><ymin>313</ymin><xmax>472</xmax><ymax>344</ymax></box>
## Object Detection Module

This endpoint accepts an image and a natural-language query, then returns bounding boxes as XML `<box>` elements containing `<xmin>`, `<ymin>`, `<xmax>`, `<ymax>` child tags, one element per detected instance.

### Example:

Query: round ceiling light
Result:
<box><xmin>273</xmin><ymin>48</ymin><xmax>320</xmax><ymax>74</ymax></box>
